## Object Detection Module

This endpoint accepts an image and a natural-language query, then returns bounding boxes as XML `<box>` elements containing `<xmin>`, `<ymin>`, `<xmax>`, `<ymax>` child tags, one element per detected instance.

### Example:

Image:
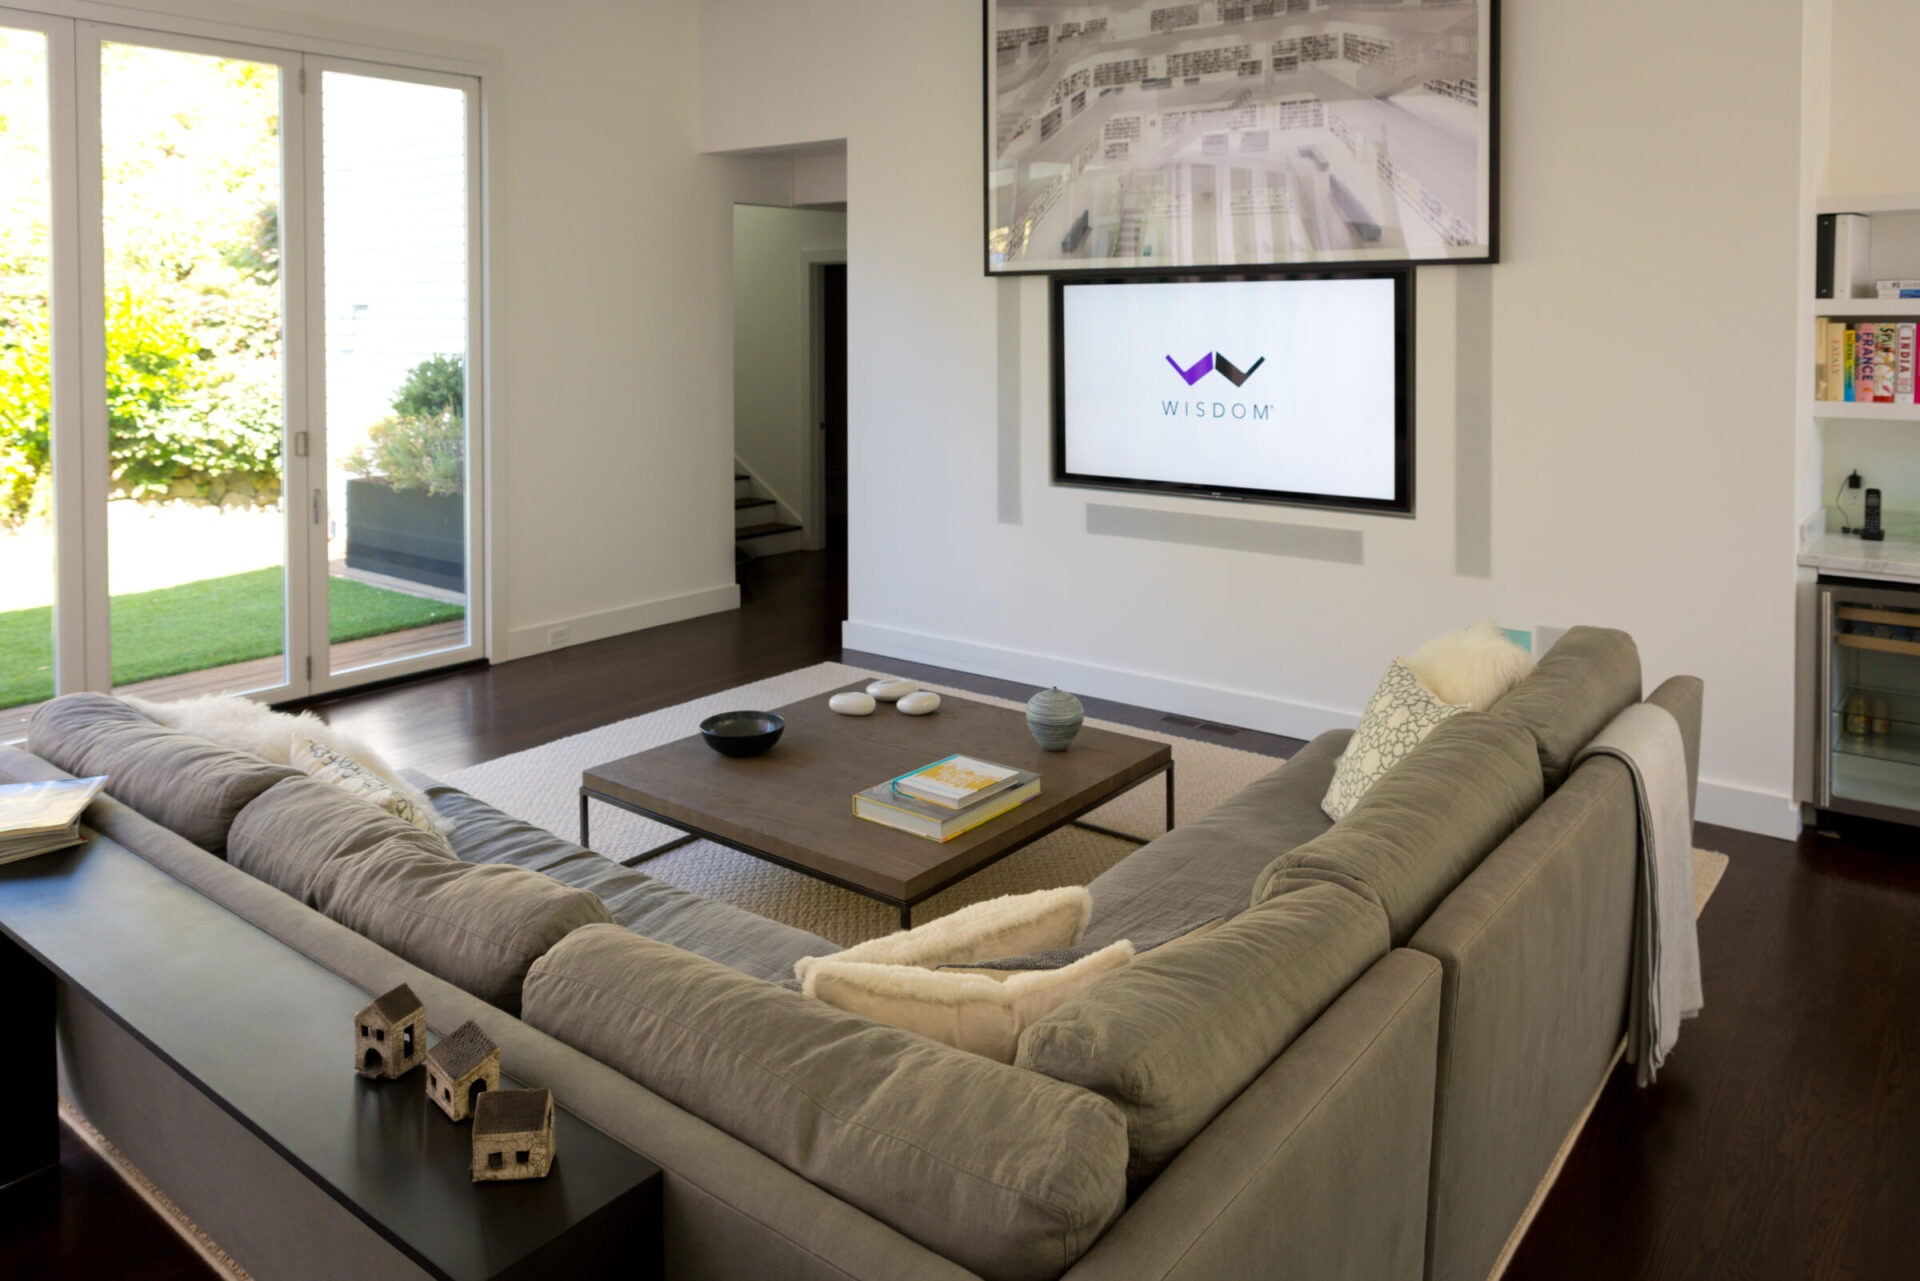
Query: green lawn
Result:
<box><xmin>0</xmin><ymin>567</ymin><xmax>464</xmax><ymax>708</ymax></box>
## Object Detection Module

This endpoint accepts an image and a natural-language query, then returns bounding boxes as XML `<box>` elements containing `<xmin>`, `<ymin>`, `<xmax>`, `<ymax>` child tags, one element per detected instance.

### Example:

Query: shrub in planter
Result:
<box><xmin>343</xmin><ymin>355</ymin><xmax>467</xmax><ymax>593</ymax></box>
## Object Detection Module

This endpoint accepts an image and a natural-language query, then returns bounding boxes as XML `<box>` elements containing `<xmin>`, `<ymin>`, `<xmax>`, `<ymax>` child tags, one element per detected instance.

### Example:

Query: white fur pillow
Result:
<box><xmin>123</xmin><ymin>693</ymin><xmax>447</xmax><ymax>833</ymax></box>
<box><xmin>1403</xmin><ymin>621</ymin><xmax>1536</xmax><ymax>712</ymax></box>
<box><xmin>793</xmin><ymin>886</ymin><xmax>1093</xmax><ymax>984</ymax></box>
<box><xmin>292</xmin><ymin>736</ymin><xmax>451</xmax><ymax>849</ymax></box>
<box><xmin>804</xmin><ymin>942</ymin><xmax>1135</xmax><ymax>1063</ymax></box>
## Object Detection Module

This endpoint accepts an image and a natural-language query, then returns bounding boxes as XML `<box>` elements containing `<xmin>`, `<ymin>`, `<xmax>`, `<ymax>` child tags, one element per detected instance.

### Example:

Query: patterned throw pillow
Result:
<box><xmin>293</xmin><ymin>735</ymin><xmax>449</xmax><ymax>844</ymax></box>
<box><xmin>1321</xmin><ymin>659</ymin><xmax>1467</xmax><ymax>821</ymax></box>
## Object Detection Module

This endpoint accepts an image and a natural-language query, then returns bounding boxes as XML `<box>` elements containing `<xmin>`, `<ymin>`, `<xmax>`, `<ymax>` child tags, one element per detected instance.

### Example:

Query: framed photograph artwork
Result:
<box><xmin>984</xmin><ymin>1</ymin><xmax>1498</xmax><ymax>276</ymax></box>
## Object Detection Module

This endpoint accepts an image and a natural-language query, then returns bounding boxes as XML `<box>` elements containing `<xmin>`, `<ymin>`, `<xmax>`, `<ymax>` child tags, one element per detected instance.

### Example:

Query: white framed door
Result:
<box><xmin>0</xmin><ymin>10</ymin><xmax>485</xmax><ymax>734</ymax></box>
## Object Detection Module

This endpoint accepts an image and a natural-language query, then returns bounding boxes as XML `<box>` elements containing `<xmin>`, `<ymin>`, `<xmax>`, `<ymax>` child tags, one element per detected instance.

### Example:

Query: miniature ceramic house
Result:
<box><xmin>424</xmin><ymin>1020</ymin><xmax>500</xmax><ymax>1123</ymax></box>
<box><xmin>471</xmin><ymin>1088</ymin><xmax>556</xmax><ymax>1183</ymax></box>
<box><xmin>354</xmin><ymin>984</ymin><xmax>426</xmax><ymax>1080</ymax></box>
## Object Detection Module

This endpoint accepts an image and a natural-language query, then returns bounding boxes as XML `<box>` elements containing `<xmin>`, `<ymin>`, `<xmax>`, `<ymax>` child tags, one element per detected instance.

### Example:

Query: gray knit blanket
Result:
<box><xmin>1574</xmin><ymin>702</ymin><xmax>1703</xmax><ymax>1086</ymax></box>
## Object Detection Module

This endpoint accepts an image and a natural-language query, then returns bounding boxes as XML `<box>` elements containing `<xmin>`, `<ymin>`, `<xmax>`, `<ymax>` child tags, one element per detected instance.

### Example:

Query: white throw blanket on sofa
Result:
<box><xmin>1574</xmin><ymin>702</ymin><xmax>1703</xmax><ymax>1086</ymax></box>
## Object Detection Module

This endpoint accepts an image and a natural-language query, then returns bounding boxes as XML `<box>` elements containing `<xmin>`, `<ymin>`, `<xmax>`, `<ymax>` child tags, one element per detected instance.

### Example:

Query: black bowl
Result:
<box><xmin>699</xmin><ymin>710</ymin><xmax>785</xmax><ymax>758</ymax></box>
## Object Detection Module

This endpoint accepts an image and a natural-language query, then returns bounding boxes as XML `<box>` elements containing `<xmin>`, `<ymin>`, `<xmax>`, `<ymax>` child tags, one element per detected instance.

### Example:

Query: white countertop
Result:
<box><xmin>1800</xmin><ymin>511</ymin><xmax>1920</xmax><ymax>583</ymax></box>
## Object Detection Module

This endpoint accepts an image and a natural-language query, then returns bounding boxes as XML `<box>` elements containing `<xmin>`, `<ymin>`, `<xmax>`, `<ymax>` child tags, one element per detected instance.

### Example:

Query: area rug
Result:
<box><xmin>446</xmin><ymin>661</ymin><xmax>1734</xmax><ymax>948</ymax></box>
<box><xmin>445</xmin><ymin>661</ymin><xmax>1284</xmax><ymax>945</ymax></box>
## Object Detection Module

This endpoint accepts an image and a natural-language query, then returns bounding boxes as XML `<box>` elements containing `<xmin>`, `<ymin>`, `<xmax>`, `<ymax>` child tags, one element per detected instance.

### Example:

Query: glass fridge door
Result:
<box><xmin>1823</xmin><ymin>582</ymin><xmax>1920</xmax><ymax>822</ymax></box>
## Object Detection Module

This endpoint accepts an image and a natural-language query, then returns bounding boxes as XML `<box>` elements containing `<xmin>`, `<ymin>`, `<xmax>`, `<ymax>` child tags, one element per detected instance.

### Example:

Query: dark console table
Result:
<box><xmin>0</xmin><ymin>831</ymin><xmax>660</xmax><ymax>1281</ymax></box>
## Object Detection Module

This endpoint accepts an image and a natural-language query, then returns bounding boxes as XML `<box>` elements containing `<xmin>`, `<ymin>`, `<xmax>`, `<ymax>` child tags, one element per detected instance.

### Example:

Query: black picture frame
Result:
<box><xmin>1050</xmin><ymin>266</ymin><xmax>1416</xmax><ymax>516</ymax></box>
<box><xmin>985</xmin><ymin>1</ymin><xmax>1499</xmax><ymax>277</ymax></box>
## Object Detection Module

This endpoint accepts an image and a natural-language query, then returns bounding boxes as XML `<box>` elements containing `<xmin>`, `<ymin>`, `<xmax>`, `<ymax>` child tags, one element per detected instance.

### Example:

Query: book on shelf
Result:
<box><xmin>1815</xmin><ymin>318</ymin><xmax>1830</xmax><ymax>401</ymax></box>
<box><xmin>1876</xmin><ymin>322</ymin><xmax>1899</xmax><ymax>403</ymax></box>
<box><xmin>854</xmin><ymin>772</ymin><xmax>1042</xmax><ymax>842</ymax></box>
<box><xmin>1845</xmin><ymin>325</ymin><xmax>1857</xmax><ymax>401</ymax></box>
<box><xmin>891</xmin><ymin>755</ymin><xmax>1028</xmax><ymax>809</ymax></box>
<box><xmin>0</xmin><ymin>775</ymin><xmax>107</xmax><ymax>865</ymax></box>
<box><xmin>1857</xmin><ymin>325</ymin><xmax>1878</xmax><ymax>401</ymax></box>
<box><xmin>1876</xmin><ymin>280</ymin><xmax>1920</xmax><ymax>298</ymax></box>
<box><xmin>1899</xmin><ymin>323</ymin><xmax>1916</xmax><ymax>402</ymax></box>
<box><xmin>1827</xmin><ymin>319</ymin><xmax>1847</xmax><ymax>401</ymax></box>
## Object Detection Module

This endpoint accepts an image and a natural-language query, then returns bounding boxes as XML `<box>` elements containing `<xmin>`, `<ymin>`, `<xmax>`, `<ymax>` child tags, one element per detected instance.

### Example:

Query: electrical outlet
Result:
<box><xmin>1534</xmin><ymin>624</ymin><xmax>1568</xmax><ymax>655</ymax></box>
<box><xmin>546</xmin><ymin>625</ymin><xmax>571</xmax><ymax>648</ymax></box>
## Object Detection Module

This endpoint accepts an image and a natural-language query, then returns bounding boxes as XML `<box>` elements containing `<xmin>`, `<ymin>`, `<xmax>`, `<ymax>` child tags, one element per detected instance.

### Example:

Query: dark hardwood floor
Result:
<box><xmin>5</xmin><ymin>549</ymin><xmax>1914</xmax><ymax>1280</ymax></box>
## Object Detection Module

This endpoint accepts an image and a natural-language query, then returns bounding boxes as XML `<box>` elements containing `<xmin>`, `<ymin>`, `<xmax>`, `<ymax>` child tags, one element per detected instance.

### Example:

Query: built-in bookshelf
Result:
<box><xmin>1811</xmin><ymin>196</ymin><xmax>1920</xmax><ymax>424</ymax></box>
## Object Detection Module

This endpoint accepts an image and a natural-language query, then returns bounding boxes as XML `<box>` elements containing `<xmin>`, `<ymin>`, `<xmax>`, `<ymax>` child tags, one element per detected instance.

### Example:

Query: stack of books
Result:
<box><xmin>0</xmin><ymin>775</ymin><xmax>108</xmax><ymax>865</ymax></box>
<box><xmin>1816</xmin><ymin>318</ymin><xmax>1918</xmax><ymax>403</ymax></box>
<box><xmin>854</xmin><ymin>755</ymin><xmax>1041</xmax><ymax>841</ymax></box>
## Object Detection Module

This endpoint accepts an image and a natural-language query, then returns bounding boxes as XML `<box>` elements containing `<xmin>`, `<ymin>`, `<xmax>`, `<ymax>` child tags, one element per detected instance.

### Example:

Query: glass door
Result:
<box><xmin>311</xmin><ymin>62</ymin><xmax>479</xmax><ymax>684</ymax></box>
<box><xmin>1820</xmin><ymin>580</ymin><xmax>1920</xmax><ymax>824</ymax></box>
<box><xmin>96</xmin><ymin>33</ymin><xmax>306</xmax><ymax>701</ymax></box>
<box><xmin>0</xmin><ymin>22</ymin><xmax>57</xmax><ymax>737</ymax></box>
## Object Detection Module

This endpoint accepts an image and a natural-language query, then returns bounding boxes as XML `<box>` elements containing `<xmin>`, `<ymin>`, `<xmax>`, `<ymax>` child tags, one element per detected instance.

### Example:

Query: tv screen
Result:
<box><xmin>1052</xmin><ymin>270</ymin><xmax>1413</xmax><ymax>515</ymax></box>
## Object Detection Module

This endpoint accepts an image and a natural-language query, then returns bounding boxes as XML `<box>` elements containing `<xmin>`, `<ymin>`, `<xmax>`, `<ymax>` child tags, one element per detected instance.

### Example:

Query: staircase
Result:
<box><xmin>734</xmin><ymin>464</ymin><xmax>805</xmax><ymax>561</ymax></box>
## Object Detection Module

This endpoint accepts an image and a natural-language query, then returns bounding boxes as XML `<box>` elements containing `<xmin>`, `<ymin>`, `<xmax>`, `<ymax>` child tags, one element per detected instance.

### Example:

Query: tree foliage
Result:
<box><xmin>0</xmin><ymin>39</ymin><xmax>284</xmax><ymax>524</ymax></box>
<box><xmin>345</xmin><ymin>355</ymin><xmax>465</xmax><ymax>496</ymax></box>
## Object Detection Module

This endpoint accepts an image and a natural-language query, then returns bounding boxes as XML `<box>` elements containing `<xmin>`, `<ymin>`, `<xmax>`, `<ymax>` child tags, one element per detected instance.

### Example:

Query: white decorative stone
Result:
<box><xmin>896</xmin><ymin>691</ymin><xmax>941</xmax><ymax>716</ymax></box>
<box><xmin>866</xmin><ymin>678</ymin><xmax>918</xmax><ymax>703</ymax></box>
<box><xmin>829</xmin><ymin>692</ymin><xmax>877</xmax><ymax>716</ymax></box>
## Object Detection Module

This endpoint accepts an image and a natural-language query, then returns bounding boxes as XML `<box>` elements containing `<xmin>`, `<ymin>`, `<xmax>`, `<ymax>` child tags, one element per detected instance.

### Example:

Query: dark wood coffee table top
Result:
<box><xmin>581</xmin><ymin>681</ymin><xmax>1171</xmax><ymax>905</ymax></box>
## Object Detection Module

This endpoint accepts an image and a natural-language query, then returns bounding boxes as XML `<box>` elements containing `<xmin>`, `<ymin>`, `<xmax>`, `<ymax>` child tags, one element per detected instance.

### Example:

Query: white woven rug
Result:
<box><xmin>444</xmin><ymin>662</ymin><xmax>1284</xmax><ymax>945</ymax></box>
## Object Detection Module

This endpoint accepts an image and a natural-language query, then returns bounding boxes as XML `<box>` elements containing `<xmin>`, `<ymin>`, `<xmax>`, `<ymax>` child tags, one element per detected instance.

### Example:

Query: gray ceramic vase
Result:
<box><xmin>1026</xmin><ymin>686</ymin><xmax>1085</xmax><ymax>752</ymax></box>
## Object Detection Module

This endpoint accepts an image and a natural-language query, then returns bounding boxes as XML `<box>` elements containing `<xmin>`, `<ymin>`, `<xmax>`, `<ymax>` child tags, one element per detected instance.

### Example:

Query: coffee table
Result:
<box><xmin>579</xmin><ymin>681</ymin><xmax>1174</xmax><ymax>928</ymax></box>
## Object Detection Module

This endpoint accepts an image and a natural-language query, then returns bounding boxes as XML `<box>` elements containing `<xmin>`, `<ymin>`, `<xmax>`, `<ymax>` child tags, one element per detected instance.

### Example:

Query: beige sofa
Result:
<box><xmin>1</xmin><ymin>627</ymin><xmax>1697</xmax><ymax>1281</ymax></box>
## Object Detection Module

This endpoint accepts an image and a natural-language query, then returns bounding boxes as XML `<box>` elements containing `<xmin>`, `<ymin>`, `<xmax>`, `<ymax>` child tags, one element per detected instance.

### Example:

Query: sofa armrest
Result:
<box><xmin>1644</xmin><ymin>675</ymin><xmax>1702</xmax><ymax>817</ymax></box>
<box><xmin>1060</xmin><ymin>949</ymin><xmax>1440</xmax><ymax>1281</ymax></box>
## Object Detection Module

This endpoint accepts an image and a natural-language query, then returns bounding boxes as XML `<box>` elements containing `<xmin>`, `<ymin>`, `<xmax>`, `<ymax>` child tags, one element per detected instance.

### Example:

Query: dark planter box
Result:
<box><xmin>344</xmin><ymin>478</ymin><xmax>465</xmax><ymax>594</ymax></box>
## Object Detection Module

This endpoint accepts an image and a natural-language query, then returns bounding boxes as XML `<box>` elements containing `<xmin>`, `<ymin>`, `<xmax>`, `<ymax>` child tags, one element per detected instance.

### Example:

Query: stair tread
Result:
<box><xmin>734</xmin><ymin>495</ymin><xmax>777</xmax><ymax>509</ymax></box>
<box><xmin>736</xmin><ymin>522</ymin><xmax>803</xmax><ymax>540</ymax></box>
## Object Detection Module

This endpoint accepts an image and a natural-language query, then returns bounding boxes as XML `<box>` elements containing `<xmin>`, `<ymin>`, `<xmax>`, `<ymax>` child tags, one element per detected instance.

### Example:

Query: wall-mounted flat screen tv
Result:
<box><xmin>1052</xmin><ymin>270</ymin><xmax>1413</xmax><ymax>515</ymax></box>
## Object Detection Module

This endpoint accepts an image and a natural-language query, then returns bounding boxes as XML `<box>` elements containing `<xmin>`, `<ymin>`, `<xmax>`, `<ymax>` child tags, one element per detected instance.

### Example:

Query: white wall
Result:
<box><xmin>732</xmin><ymin>204</ymin><xmax>847</xmax><ymax>536</ymax></box>
<box><xmin>699</xmin><ymin>0</ymin><xmax>1807</xmax><ymax>836</ymax></box>
<box><xmin>91</xmin><ymin>0</ymin><xmax>790</xmax><ymax>660</ymax></box>
<box><xmin>1826</xmin><ymin>0</ymin><xmax>1920</xmax><ymax>198</ymax></box>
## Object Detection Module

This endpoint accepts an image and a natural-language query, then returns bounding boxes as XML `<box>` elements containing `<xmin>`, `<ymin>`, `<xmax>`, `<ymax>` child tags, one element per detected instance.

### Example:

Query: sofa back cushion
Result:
<box><xmin>1016</xmin><ymin>881</ymin><xmax>1388</xmax><ymax>1190</ymax></box>
<box><xmin>1487</xmin><ymin>626</ymin><xmax>1642</xmax><ymax>790</ymax></box>
<box><xmin>229</xmin><ymin>775</ymin><xmax>448</xmax><ymax>902</ymax></box>
<box><xmin>1252</xmin><ymin>714</ymin><xmax>1543</xmax><ymax>946</ymax></box>
<box><xmin>311</xmin><ymin>845</ymin><xmax>609</xmax><ymax>1015</ymax></box>
<box><xmin>523</xmin><ymin>925</ymin><xmax>1128</xmax><ymax>1281</ymax></box>
<box><xmin>28</xmin><ymin>693</ymin><xmax>297</xmax><ymax>855</ymax></box>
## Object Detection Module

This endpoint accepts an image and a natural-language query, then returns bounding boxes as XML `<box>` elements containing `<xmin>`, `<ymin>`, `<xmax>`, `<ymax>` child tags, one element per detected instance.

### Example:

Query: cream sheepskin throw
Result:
<box><xmin>792</xmin><ymin>885</ymin><xmax>1093</xmax><ymax>984</ymax></box>
<box><xmin>123</xmin><ymin>693</ymin><xmax>448</xmax><ymax>832</ymax></box>
<box><xmin>803</xmin><ymin>941</ymin><xmax>1135</xmax><ymax>1063</ymax></box>
<box><xmin>1403</xmin><ymin>621</ymin><xmax>1536</xmax><ymax>712</ymax></box>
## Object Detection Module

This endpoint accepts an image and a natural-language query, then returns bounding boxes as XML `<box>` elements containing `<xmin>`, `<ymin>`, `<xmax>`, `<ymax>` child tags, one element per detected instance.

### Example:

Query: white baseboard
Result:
<box><xmin>1695</xmin><ymin>778</ymin><xmax>1801</xmax><ymax>840</ymax></box>
<box><xmin>841</xmin><ymin>620</ymin><xmax>1360</xmax><ymax>742</ymax></box>
<box><xmin>844</xmin><ymin>619</ymin><xmax>1805</xmax><ymax>842</ymax></box>
<box><xmin>506</xmin><ymin>582</ymin><xmax>739</xmax><ymax>661</ymax></box>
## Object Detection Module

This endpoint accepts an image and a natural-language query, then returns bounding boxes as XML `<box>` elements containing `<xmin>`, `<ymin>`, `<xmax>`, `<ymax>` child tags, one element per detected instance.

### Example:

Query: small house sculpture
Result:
<box><xmin>425</xmin><ymin>1020</ymin><xmax>501</xmax><ymax>1123</ymax></box>
<box><xmin>471</xmin><ymin>1088</ymin><xmax>556</xmax><ymax>1183</ymax></box>
<box><xmin>354</xmin><ymin>984</ymin><xmax>426</xmax><ymax>1080</ymax></box>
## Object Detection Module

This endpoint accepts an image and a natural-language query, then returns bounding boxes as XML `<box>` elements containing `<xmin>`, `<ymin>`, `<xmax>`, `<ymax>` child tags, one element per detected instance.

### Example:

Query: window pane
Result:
<box><xmin>322</xmin><ymin>71</ymin><xmax>469</xmax><ymax>676</ymax></box>
<box><xmin>100</xmin><ymin>41</ymin><xmax>290</xmax><ymax>698</ymax></box>
<box><xmin>0</xmin><ymin>28</ymin><xmax>54</xmax><ymax>739</ymax></box>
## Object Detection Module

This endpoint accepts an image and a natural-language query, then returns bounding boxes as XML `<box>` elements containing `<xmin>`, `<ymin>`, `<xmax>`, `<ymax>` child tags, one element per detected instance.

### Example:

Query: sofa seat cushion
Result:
<box><xmin>1079</xmin><ymin>729</ymin><xmax>1349</xmax><ymax>949</ymax></box>
<box><xmin>311</xmin><ymin>843</ymin><xmax>610</xmax><ymax>1014</ymax></box>
<box><xmin>402</xmin><ymin>770</ymin><xmax>837</xmax><ymax>981</ymax></box>
<box><xmin>27</xmin><ymin>693</ymin><xmax>298</xmax><ymax>855</ymax></box>
<box><xmin>1487</xmin><ymin>625</ymin><xmax>1642</xmax><ymax>790</ymax></box>
<box><xmin>1017</xmin><ymin>881</ymin><xmax>1389</xmax><ymax>1190</ymax></box>
<box><xmin>229</xmin><ymin>775</ymin><xmax>453</xmax><ymax>901</ymax></box>
<box><xmin>1253</xmin><ymin>714</ymin><xmax>1544</xmax><ymax>946</ymax></box>
<box><xmin>523</xmin><ymin>925</ymin><xmax>1129</xmax><ymax>1281</ymax></box>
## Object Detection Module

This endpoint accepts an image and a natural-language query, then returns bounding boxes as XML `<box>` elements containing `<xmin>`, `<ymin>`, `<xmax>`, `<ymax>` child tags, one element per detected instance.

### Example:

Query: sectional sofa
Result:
<box><xmin>0</xmin><ymin>627</ymin><xmax>1699</xmax><ymax>1281</ymax></box>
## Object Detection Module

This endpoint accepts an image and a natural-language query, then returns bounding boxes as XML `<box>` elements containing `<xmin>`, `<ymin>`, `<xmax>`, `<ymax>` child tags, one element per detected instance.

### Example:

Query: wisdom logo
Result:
<box><xmin>1164</xmin><ymin>351</ymin><xmax>1266</xmax><ymax>388</ymax></box>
